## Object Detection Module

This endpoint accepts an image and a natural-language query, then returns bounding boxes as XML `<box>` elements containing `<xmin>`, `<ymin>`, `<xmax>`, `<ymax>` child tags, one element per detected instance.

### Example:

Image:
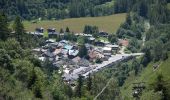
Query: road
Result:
<box><xmin>83</xmin><ymin>53</ymin><xmax>144</xmax><ymax>78</ymax></box>
<box><xmin>63</xmin><ymin>53</ymin><xmax>144</xmax><ymax>81</ymax></box>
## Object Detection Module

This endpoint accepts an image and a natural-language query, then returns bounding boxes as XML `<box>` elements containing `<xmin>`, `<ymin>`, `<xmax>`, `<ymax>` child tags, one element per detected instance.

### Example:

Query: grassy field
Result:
<box><xmin>23</xmin><ymin>13</ymin><xmax>126</xmax><ymax>33</ymax></box>
<box><xmin>120</xmin><ymin>52</ymin><xmax>170</xmax><ymax>99</ymax></box>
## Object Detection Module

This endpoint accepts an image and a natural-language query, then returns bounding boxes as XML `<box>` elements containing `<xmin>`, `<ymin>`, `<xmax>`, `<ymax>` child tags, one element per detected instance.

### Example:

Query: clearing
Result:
<box><xmin>23</xmin><ymin>13</ymin><xmax>126</xmax><ymax>33</ymax></box>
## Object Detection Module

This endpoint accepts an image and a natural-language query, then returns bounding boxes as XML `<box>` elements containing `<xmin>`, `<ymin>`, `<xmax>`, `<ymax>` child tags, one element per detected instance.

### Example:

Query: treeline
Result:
<box><xmin>114</xmin><ymin>0</ymin><xmax>170</xmax><ymax>24</ymax></box>
<box><xmin>0</xmin><ymin>0</ymin><xmax>114</xmax><ymax>20</ymax></box>
<box><xmin>141</xmin><ymin>25</ymin><xmax>170</xmax><ymax>66</ymax></box>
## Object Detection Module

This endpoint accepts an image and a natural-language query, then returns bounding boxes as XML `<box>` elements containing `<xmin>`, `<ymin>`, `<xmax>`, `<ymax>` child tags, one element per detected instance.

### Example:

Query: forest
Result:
<box><xmin>0</xmin><ymin>0</ymin><xmax>113</xmax><ymax>20</ymax></box>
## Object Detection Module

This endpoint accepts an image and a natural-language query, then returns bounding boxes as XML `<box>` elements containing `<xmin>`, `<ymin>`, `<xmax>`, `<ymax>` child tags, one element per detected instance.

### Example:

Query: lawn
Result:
<box><xmin>23</xmin><ymin>13</ymin><xmax>126</xmax><ymax>34</ymax></box>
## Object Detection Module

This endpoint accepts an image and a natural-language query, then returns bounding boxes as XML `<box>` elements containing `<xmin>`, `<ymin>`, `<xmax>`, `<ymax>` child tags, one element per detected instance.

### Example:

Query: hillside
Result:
<box><xmin>0</xmin><ymin>0</ymin><xmax>114</xmax><ymax>20</ymax></box>
<box><xmin>120</xmin><ymin>52</ymin><xmax>170</xmax><ymax>99</ymax></box>
<box><xmin>23</xmin><ymin>13</ymin><xmax>126</xmax><ymax>33</ymax></box>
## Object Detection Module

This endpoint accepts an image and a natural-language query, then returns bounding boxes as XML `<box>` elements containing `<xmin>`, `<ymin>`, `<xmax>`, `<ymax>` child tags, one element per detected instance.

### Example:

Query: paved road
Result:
<box><xmin>83</xmin><ymin>53</ymin><xmax>144</xmax><ymax>78</ymax></box>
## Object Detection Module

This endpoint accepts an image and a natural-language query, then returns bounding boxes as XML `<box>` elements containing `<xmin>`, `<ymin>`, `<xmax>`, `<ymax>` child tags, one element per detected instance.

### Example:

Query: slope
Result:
<box><xmin>120</xmin><ymin>52</ymin><xmax>170</xmax><ymax>100</ymax></box>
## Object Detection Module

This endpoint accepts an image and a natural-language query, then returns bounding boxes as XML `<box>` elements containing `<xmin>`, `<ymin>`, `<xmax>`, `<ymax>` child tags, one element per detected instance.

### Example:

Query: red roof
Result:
<box><xmin>118</xmin><ymin>39</ymin><xmax>129</xmax><ymax>46</ymax></box>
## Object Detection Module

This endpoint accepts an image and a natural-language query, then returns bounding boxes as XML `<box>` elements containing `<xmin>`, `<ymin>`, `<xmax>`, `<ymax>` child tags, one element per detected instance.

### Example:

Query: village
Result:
<box><xmin>30</xmin><ymin>27</ymin><xmax>142</xmax><ymax>86</ymax></box>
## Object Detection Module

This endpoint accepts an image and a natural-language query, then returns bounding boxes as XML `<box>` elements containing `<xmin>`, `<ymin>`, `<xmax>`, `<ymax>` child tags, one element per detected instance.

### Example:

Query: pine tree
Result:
<box><xmin>13</xmin><ymin>16</ymin><xmax>25</xmax><ymax>44</ymax></box>
<box><xmin>66</xmin><ymin>27</ymin><xmax>70</xmax><ymax>33</ymax></box>
<box><xmin>0</xmin><ymin>12</ymin><xmax>10</xmax><ymax>41</ymax></box>
<box><xmin>76</xmin><ymin>74</ymin><xmax>83</xmax><ymax>98</ymax></box>
<box><xmin>60</xmin><ymin>28</ymin><xmax>64</xmax><ymax>33</ymax></box>
<box><xmin>126</xmin><ymin>13</ymin><xmax>132</xmax><ymax>26</ymax></box>
<box><xmin>87</xmin><ymin>73</ymin><xmax>92</xmax><ymax>91</ymax></box>
<box><xmin>78</xmin><ymin>44</ymin><xmax>87</xmax><ymax>58</ymax></box>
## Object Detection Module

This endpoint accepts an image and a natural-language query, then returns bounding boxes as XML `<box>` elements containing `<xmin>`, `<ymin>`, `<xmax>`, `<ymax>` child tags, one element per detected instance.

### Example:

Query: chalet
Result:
<box><xmin>106</xmin><ymin>44</ymin><xmax>119</xmax><ymax>52</ymax></box>
<box><xmin>99</xmin><ymin>31</ymin><xmax>109</xmax><ymax>38</ymax></box>
<box><xmin>88</xmin><ymin>50</ymin><xmax>104</xmax><ymax>62</ymax></box>
<box><xmin>45</xmin><ymin>39</ymin><xmax>56</xmax><ymax>44</ymax></box>
<box><xmin>118</xmin><ymin>39</ymin><xmax>129</xmax><ymax>46</ymax></box>
<box><xmin>35</xmin><ymin>27</ymin><xmax>44</xmax><ymax>33</ymax></box>
<box><xmin>48</xmin><ymin>28</ymin><xmax>58</xmax><ymax>38</ymax></box>
<box><xmin>103</xmin><ymin>47</ymin><xmax>112</xmax><ymax>58</ymax></box>
<box><xmin>29</xmin><ymin>32</ymin><xmax>43</xmax><ymax>37</ymax></box>
<box><xmin>68</xmin><ymin>50</ymin><xmax>79</xmax><ymax>59</ymax></box>
<box><xmin>95</xmin><ymin>41</ymin><xmax>105</xmax><ymax>47</ymax></box>
<box><xmin>88</xmin><ymin>37</ymin><xmax>95</xmax><ymax>43</ymax></box>
<box><xmin>64</xmin><ymin>45</ymin><xmax>73</xmax><ymax>50</ymax></box>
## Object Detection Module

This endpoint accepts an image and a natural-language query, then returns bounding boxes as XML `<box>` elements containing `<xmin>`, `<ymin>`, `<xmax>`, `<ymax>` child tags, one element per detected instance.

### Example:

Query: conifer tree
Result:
<box><xmin>0</xmin><ymin>12</ymin><xmax>10</xmax><ymax>41</ymax></box>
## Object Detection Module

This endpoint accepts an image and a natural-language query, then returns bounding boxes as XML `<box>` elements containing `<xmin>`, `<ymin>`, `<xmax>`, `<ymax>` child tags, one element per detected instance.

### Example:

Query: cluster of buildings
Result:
<box><xmin>31</xmin><ymin>27</ymin><xmax>130</xmax><ymax>85</ymax></box>
<box><xmin>29</xmin><ymin>27</ymin><xmax>59</xmax><ymax>38</ymax></box>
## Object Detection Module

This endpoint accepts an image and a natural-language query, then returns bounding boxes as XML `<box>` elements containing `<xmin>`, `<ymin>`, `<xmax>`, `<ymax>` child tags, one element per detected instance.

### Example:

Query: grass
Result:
<box><xmin>120</xmin><ymin>52</ymin><xmax>170</xmax><ymax>99</ymax></box>
<box><xmin>167</xmin><ymin>3</ymin><xmax>170</xmax><ymax>10</ymax></box>
<box><xmin>23</xmin><ymin>13</ymin><xmax>126</xmax><ymax>33</ymax></box>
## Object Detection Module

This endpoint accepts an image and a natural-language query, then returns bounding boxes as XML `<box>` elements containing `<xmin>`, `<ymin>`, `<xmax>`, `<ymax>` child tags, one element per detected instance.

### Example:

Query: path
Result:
<box><xmin>93</xmin><ymin>77</ymin><xmax>114</xmax><ymax>100</ymax></box>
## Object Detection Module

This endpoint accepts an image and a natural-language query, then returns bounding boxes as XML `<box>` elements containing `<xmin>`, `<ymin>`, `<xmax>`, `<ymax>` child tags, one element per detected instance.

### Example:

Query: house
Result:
<box><xmin>72</xmin><ymin>56</ymin><xmax>81</xmax><ymax>63</ymax></box>
<box><xmin>60</xmin><ymin>40</ymin><xmax>69</xmax><ymax>44</ymax></box>
<box><xmin>53</xmin><ymin>48</ymin><xmax>62</xmax><ymax>55</ymax></box>
<box><xmin>95</xmin><ymin>41</ymin><xmax>105</xmax><ymax>47</ymax></box>
<box><xmin>68</xmin><ymin>50</ymin><xmax>79</xmax><ymax>58</ymax></box>
<box><xmin>103</xmin><ymin>47</ymin><xmax>112</xmax><ymax>57</ymax></box>
<box><xmin>64</xmin><ymin>45</ymin><xmax>73</xmax><ymax>50</ymax></box>
<box><xmin>88</xmin><ymin>50</ymin><xmax>104</xmax><ymax>62</ymax></box>
<box><xmin>30</xmin><ymin>32</ymin><xmax>44</xmax><ymax>37</ymax></box>
<box><xmin>106</xmin><ymin>44</ymin><xmax>119</xmax><ymax>52</ymax></box>
<box><xmin>118</xmin><ymin>39</ymin><xmax>129</xmax><ymax>46</ymax></box>
<box><xmin>45</xmin><ymin>39</ymin><xmax>56</xmax><ymax>43</ymax></box>
<box><xmin>48</xmin><ymin>28</ymin><xmax>58</xmax><ymax>38</ymax></box>
<box><xmin>35</xmin><ymin>27</ymin><xmax>44</xmax><ymax>33</ymax></box>
<box><xmin>99</xmin><ymin>31</ymin><xmax>109</xmax><ymax>38</ymax></box>
<box><xmin>88</xmin><ymin>37</ymin><xmax>95</xmax><ymax>43</ymax></box>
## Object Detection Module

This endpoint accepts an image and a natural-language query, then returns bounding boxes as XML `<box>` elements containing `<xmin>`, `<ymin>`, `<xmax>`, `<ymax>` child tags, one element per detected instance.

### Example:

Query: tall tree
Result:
<box><xmin>87</xmin><ymin>73</ymin><xmax>92</xmax><ymax>91</ymax></box>
<box><xmin>13</xmin><ymin>16</ymin><xmax>25</xmax><ymax>45</ymax></box>
<box><xmin>78</xmin><ymin>44</ymin><xmax>87</xmax><ymax>58</ymax></box>
<box><xmin>65</xmin><ymin>27</ymin><xmax>70</xmax><ymax>33</ymax></box>
<box><xmin>0</xmin><ymin>12</ymin><xmax>10</xmax><ymax>41</ymax></box>
<box><xmin>75</xmin><ymin>74</ymin><xmax>83</xmax><ymax>98</ymax></box>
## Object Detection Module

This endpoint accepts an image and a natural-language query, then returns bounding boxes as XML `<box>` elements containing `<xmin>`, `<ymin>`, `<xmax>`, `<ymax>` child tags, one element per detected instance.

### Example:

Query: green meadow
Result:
<box><xmin>23</xmin><ymin>13</ymin><xmax>126</xmax><ymax>34</ymax></box>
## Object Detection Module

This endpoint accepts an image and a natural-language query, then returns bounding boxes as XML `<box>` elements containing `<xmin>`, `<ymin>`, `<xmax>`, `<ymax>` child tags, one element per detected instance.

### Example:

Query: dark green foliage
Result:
<box><xmin>0</xmin><ymin>49</ymin><xmax>13</xmax><ymax>72</ymax></box>
<box><xmin>137</xmin><ymin>0</ymin><xmax>148</xmax><ymax>18</ymax></box>
<box><xmin>153</xmin><ymin>74</ymin><xmax>170</xmax><ymax>100</ymax></box>
<box><xmin>0</xmin><ymin>12</ymin><xmax>10</xmax><ymax>41</ymax></box>
<box><xmin>12</xmin><ymin>16</ymin><xmax>25</xmax><ymax>46</ymax></box>
<box><xmin>126</xmin><ymin>13</ymin><xmax>132</xmax><ymax>26</ymax></box>
<box><xmin>87</xmin><ymin>73</ymin><xmax>92</xmax><ymax>91</ymax></box>
<box><xmin>83</xmin><ymin>25</ymin><xmax>99</xmax><ymax>38</ymax></box>
<box><xmin>78</xmin><ymin>44</ymin><xmax>88</xmax><ymax>58</ymax></box>
<box><xmin>143</xmin><ymin>25</ymin><xmax>170</xmax><ymax>63</ymax></box>
<box><xmin>96</xmin><ymin>58</ymin><xmax>103</xmax><ymax>64</ymax></box>
<box><xmin>108</xmin><ymin>34</ymin><xmax>117</xmax><ymax>44</ymax></box>
<box><xmin>127</xmin><ymin>38</ymin><xmax>141</xmax><ymax>53</ymax></box>
<box><xmin>132</xmin><ymin>59</ymin><xmax>140</xmax><ymax>76</ymax></box>
<box><xmin>1</xmin><ymin>0</ymin><xmax>113</xmax><ymax>20</ymax></box>
<box><xmin>60</xmin><ymin>28</ymin><xmax>64</xmax><ymax>33</ymax></box>
<box><xmin>65</xmin><ymin>27</ymin><xmax>70</xmax><ymax>33</ymax></box>
<box><xmin>75</xmin><ymin>75</ymin><xmax>83</xmax><ymax>98</ymax></box>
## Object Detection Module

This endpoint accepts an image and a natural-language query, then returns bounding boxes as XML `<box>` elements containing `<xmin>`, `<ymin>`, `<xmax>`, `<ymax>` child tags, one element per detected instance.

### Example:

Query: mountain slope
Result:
<box><xmin>120</xmin><ymin>52</ymin><xmax>170</xmax><ymax>99</ymax></box>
